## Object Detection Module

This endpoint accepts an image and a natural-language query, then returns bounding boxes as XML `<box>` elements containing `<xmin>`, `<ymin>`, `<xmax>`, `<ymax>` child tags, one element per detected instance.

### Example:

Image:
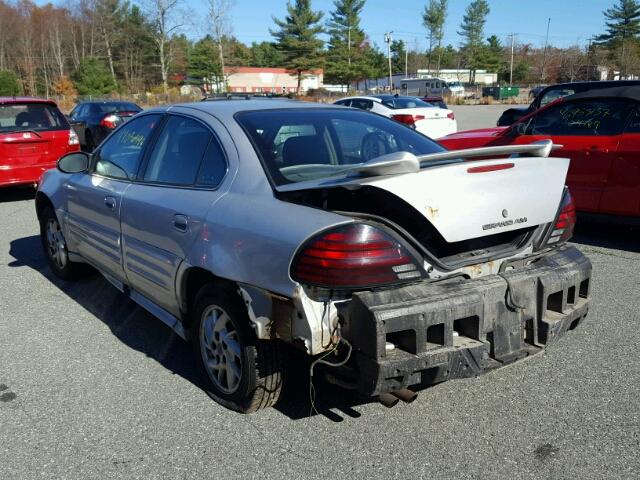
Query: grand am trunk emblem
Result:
<box><xmin>483</xmin><ymin>214</ymin><xmax>528</xmax><ymax>231</ymax></box>
<box><xmin>23</xmin><ymin>132</ymin><xmax>32</xmax><ymax>139</ymax></box>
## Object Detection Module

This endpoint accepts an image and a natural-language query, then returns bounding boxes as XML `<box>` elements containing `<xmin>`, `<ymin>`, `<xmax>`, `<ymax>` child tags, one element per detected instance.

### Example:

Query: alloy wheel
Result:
<box><xmin>200</xmin><ymin>305</ymin><xmax>243</xmax><ymax>394</ymax></box>
<box><xmin>46</xmin><ymin>218</ymin><xmax>68</xmax><ymax>270</ymax></box>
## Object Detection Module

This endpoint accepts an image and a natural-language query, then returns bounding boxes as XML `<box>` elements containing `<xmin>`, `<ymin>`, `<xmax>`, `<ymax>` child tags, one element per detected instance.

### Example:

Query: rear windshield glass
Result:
<box><xmin>236</xmin><ymin>108</ymin><xmax>445</xmax><ymax>186</ymax></box>
<box><xmin>95</xmin><ymin>102</ymin><xmax>141</xmax><ymax>113</ymax></box>
<box><xmin>381</xmin><ymin>97</ymin><xmax>433</xmax><ymax>109</ymax></box>
<box><xmin>0</xmin><ymin>103</ymin><xmax>68</xmax><ymax>132</ymax></box>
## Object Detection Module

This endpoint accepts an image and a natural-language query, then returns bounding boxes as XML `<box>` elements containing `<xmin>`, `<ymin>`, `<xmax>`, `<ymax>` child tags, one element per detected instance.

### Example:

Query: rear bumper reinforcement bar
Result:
<box><xmin>337</xmin><ymin>246</ymin><xmax>592</xmax><ymax>396</ymax></box>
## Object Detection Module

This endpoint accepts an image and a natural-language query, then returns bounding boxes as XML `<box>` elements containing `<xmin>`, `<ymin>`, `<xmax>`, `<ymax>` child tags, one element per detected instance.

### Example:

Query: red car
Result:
<box><xmin>0</xmin><ymin>97</ymin><xmax>80</xmax><ymax>188</ymax></box>
<box><xmin>439</xmin><ymin>86</ymin><xmax>640</xmax><ymax>218</ymax></box>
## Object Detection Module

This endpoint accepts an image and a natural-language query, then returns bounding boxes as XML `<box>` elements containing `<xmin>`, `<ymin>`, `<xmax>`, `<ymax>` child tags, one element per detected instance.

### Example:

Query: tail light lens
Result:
<box><xmin>391</xmin><ymin>114</ymin><xmax>425</xmax><ymax>127</ymax></box>
<box><xmin>100</xmin><ymin>114</ymin><xmax>119</xmax><ymax>129</ymax></box>
<box><xmin>447</xmin><ymin>111</ymin><xmax>455</xmax><ymax>120</ymax></box>
<box><xmin>68</xmin><ymin>129</ymin><xmax>79</xmax><ymax>146</ymax></box>
<box><xmin>545</xmin><ymin>188</ymin><xmax>576</xmax><ymax>245</ymax></box>
<box><xmin>291</xmin><ymin>223</ymin><xmax>423</xmax><ymax>289</ymax></box>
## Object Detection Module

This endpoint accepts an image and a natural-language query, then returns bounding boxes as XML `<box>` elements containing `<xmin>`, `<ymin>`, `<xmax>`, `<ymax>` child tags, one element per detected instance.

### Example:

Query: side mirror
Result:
<box><xmin>57</xmin><ymin>151</ymin><xmax>90</xmax><ymax>174</ymax></box>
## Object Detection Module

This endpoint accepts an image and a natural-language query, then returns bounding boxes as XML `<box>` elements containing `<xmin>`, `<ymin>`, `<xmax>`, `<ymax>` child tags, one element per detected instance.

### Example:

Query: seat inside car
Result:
<box><xmin>281</xmin><ymin>135</ymin><xmax>330</xmax><ymax>167</ymax></box>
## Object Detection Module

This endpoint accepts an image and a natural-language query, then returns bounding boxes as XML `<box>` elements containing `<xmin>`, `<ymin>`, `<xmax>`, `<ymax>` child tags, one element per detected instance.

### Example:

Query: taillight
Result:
<box><xmin>447</xmin><ymin>111</ymin><xmax>455</xmax><ymax>120</ymax></box>
<box><xmin>100</xmin><ymin>114</ymin><xmax>119</xmax><ymax>129</ymax></box>
<box><xmin>391</xmin><ymin>114</ymin><xmax>425</xmax><ymax>127</ymax></box>
<box><xmin>546</xmin><ymin>188</ymin><xmax>576</xmax><ymax>245</ymax></box>
<box><xmin>68</xmin><ymin>129</ymin><xmax>79</xmax><ymax>146</ymax></box>
<box><xmin>291</xmin><ymin>223</ymin><xmax>423</xmax><ymax>289</ymax></box>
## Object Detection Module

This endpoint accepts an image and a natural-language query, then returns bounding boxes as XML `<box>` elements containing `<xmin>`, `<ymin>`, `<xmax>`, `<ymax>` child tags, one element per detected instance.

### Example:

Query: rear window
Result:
<box><xmin>381</xmin><ymin>97</ymin><xmax>432</xmax><ymax>109</ymax></box>
<box><xmin>94</xmin><ymin>102</ymin><xmax>141</xmax><ymax>113</ymax></box>
<box><xmin>236</xmin><ymin>108</ymin><xmax>445</xmax><ymax>186</ymax></box>
<box><xmin>0</xmin><ymin>103</ymin><xmax>68</xmax><ymax>132</ymax></box>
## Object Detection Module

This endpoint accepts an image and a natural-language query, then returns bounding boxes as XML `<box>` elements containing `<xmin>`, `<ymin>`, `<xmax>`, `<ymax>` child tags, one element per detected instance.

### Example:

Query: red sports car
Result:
<box><xmin>439</xmin><ymin>86</ymin><xmax>640</xmax><ymax>218</ymax></box>
<box><xmin>1</xmin><ymin>97</ymin><xmax>80</xmax><ymax>188</ymax></box>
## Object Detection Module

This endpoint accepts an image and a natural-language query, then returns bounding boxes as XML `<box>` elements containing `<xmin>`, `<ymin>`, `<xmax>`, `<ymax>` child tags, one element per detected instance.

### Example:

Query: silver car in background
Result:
<box><xmin>36</xmin><ymin>99</ymin><xmax>591</xmax><ymax>413</ymax></box>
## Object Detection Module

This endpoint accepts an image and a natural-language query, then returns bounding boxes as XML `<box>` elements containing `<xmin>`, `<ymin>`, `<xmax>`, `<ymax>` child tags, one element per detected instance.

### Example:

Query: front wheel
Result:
<box><xmin>39</xmin><ymin>206</ymin><xmax>90</xmax><ymax>280</ymax></box>
<box><xmin>192</xmin><ymin>285</ymin><xmax>283</xmax><ymax>413</ymax></box>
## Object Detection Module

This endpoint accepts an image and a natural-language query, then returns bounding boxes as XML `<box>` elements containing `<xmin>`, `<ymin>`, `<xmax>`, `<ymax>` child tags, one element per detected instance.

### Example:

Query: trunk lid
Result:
<box><xmin>278</xmin><ymin>155</ymin><xmax>569</xmax><ymax>243</ymax></box>
<box><xmin>0</xmin><ymin>129</ymin><xmax>70</xmax><ymax>167</ymax></box>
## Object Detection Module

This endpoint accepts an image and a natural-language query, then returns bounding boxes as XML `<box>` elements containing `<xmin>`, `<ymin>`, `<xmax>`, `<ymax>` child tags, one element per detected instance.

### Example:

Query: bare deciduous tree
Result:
<box><xmin>204</xmin><ymin>0</ymin><xmax>235</xmax><ymax>92</ymax></box>
<box><xmin>147</xmin><ymin>0</ymin><xmax>183</xmax><ymax>93</ymax></box>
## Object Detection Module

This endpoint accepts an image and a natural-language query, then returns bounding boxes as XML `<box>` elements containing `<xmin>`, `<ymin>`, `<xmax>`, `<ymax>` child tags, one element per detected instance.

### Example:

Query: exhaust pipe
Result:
<box><xmin>378</xmin><ymin>393</ymin><xmax>399</xmax><ymax>408</ymax></box>
<box><xmin>391</xmin><ymin>388</ymin><xmax>417</xmax><ymax>404</ymax></box>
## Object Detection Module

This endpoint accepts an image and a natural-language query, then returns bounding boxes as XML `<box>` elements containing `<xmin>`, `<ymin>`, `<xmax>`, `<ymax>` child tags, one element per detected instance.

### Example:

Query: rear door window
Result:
<box><xmin>539</xmin><ymin>88</ymin><xmax>576</xmax><ymax>106</ymax></box>
<box><xmin>94</xmin><ymin>114</ymin><xmax>161</xmax><ymax>180</ymax></box>
<box><xmin>529</xmin><ymin>99</ymin><xmax>630</xmax><ymax>136</ymax></box>
<box><xmin>142</xmin><ymin>115</ymin><xmax>226</xmax><ymax>187</ymax></box>
<box><xmin>350</xmin><ymin>99</ymin><xmax>373</xmax><ymax>110</ymax></box>
<box><xmin>0</xmin><ymin>103</ymin><xmax>68</xmax><ymax>131</ymax></box>
<box><xmin>624</xmin><ymin>105</ymin><xmax>640</xmax><ymax>133</ymax></box>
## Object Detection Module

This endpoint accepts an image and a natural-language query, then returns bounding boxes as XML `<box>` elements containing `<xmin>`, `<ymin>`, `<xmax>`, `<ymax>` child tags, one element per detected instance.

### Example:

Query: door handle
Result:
<box><xmin>104</xmin><ymin>196</ymin><xmax>116</xmax><ymax>210</ymax></box>
<box><xmin>173</xmin><ymin>214</ymin><xmax>188</xmax><ymax>232</ymax></box>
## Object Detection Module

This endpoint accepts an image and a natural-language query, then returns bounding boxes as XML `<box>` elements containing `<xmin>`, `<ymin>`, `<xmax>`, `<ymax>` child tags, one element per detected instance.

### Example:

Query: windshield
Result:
<box><xmin>381</xmin><ymin>97</ymin><xmax>433</xmax><ymax>109</ymax></box>
<box><xmin>0</xmin><ymin>103</ymin><xmax>68</xmax><ymax>132</ymax></box>
<box><xmin>448</xmin><ymin>82</ymin><xmax>462</xmax><ymax>88</ymax></box>
<box><xmin>236</xmin><ymin>108</ymin><xmax>445</xmax><ymax>186</ymax></box>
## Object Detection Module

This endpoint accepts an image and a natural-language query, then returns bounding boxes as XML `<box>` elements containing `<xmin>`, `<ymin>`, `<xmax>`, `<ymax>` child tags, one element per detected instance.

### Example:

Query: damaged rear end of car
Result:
<box><xmin>235</xmin><ymin>105</ymin><xmax>592</xmax><ymax>401</ymax></box>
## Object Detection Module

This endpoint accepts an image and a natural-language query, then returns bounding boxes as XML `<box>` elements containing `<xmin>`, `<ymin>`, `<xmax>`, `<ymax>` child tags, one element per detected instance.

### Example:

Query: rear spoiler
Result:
<box><xmin>276</xmin><ymin>139</ymin><xmax>562</xmax><ymax>192</ymax></box>
<box><xmin>346</xmin><ymin>139</ymin><xmax>561</xmax><ymax>177</ymax></box>
<box><xmin>417</xmin><ymin>139</ymin><xmax>560</xmax><ymax>167</ymax></box>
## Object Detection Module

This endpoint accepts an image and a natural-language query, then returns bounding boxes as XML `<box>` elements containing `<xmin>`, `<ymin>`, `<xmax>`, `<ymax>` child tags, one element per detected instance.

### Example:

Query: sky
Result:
<box><xmin>224</xmin><ymin>0</ymin><xmax>608</xmax><ymax>50</ymax></box>
<box><xmin>40</xmin><ymin>0</ymin><xmax>609</xmax><ymax>50</ymax></box>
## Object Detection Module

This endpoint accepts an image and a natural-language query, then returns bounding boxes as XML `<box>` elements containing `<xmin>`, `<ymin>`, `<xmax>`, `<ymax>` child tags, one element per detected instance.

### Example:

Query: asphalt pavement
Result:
<box><xmin>1</xmin><ymin>105</ymin><xmax>639</xmax><ymax>480</ymax></box>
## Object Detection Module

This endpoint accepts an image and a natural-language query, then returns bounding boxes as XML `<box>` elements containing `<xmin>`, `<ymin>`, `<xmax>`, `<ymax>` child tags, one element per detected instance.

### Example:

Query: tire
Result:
<box><xmin>39</xmin><ymin>206</ymin><xmax>90</xmax><ymax>281</ymax></box>
<box><xmin>191</xmin><ymin>284</ymin><xmax>283</xmax><ymax>413</ymax></box>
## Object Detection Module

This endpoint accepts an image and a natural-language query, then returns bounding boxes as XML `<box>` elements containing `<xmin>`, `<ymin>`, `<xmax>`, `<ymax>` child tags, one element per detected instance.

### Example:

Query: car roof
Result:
<box><xmin>77</xmin><ymin>100</ymin><xmax>139</xmax><ymax>105</ymax></box>
<box><xmin>563</xmin><ymin>85</ymin><xmax>640</xmax><ymax>102</ymax></box>
<box><xmin>0</xmin><ymin>97</ymin><xmax>57</xmax><ymax>106</ymax></box>
<box><xmin>538</xmin><ymin>80</ymin><xmax>640</xmax><ymax>97</ymax></box>
<box><xmin>148</xmin><ymin>99</ymin><xmax>333</xmax><ymax>116</ymax></box>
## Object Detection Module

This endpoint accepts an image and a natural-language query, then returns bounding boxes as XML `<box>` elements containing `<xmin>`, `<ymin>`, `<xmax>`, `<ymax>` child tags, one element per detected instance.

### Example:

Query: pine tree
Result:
<box><xmin>458</xmin><ymin>0</ymin><xmax>490</xmax><ymax>84</ymax></box>
<box><xmin>188</xmin><ymin>36</ymin><xmax>222</xmax><ymax>91</ymax></box>
<box><xmin>481</xmin><ymin>35</ymin><xmax>505</xmax><ymax>79</ymax></box>
<box><xmin>325</xmin><ymin>0</ymin><xmax>368</xmax><ymax>87</ymax></box>
<box><xmin>251</xmin><ymin>42</ymin><xmax>285</xmax><ymax>67</ymax></box>
<box><xmin>0</xmin><ymin>70</ymin><xmax>21</xmax><ymax>96</ymax></box>
<box><xmin>72</xmin><ymin>57</ymin><xmax>118</xmax><ymax>96</ymax></box>
<box><xmin>423</xmin><ymin>0</ymin><xmax>447</xmax><ymax>73</ymax></box>
<box><xmin>596</xmin><ymin>0</ymin><xmax>640</xmax><ymax>76</ymax></box>
<box><xmin>271</xmin><ymin>0</ymin><xmax>324</xmax><ymax>93</ymax></box>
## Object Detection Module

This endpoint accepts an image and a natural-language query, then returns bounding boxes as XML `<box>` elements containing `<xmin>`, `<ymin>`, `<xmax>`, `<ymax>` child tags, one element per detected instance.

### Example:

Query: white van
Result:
<box><xmin>399</xmin><ymin>78</ymin><xmax>466</xmax><ymax>97</ymax></box>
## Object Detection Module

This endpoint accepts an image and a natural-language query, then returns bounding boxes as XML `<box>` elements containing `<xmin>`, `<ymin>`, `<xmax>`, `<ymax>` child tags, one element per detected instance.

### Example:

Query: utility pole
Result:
<box><xmin>541</xmin><ymin>17</ymin><xmax>550</xmax><ymax>82</ymax></box>
<box><xmin>508</xmin><ymin>33</ymin><xmax>517</xmax><ymax>86</ymax></box>
<box><xmin>348</xmin><ymin>26</ymin><xmax>351</xmax><ymax>67</ymax></box>
<box><xmin>384</xmin><ymin>31</ymin><xmax>393</xmax><ymax>92</ymax></box>
<box><xmin>587</xmin><ymin>35</ymin><xmax>597</xmax><ymax>80</ymax></box>
<box><xmin>405</xmin><ymin>48</ymin><xmax>408</xmax><ymax>78</ymax></box>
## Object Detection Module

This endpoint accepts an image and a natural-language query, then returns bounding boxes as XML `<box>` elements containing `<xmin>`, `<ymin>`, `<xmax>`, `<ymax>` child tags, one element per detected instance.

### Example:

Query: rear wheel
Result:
<box><xmin>191</xmin><ymin>285</ymin><xmax>283</xmax><ymax>413</ymax></box>
<box><xmin>39</xmin><ymin>206</ymin><xmax>89</xmax><ymax>280</ymax></box>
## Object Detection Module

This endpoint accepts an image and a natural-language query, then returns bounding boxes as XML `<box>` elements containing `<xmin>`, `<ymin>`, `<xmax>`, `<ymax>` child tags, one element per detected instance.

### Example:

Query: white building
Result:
<box><xmin>416</xmin><ymin>69</ymin><xmax>498</xmax><ymax>85</ymax></box>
